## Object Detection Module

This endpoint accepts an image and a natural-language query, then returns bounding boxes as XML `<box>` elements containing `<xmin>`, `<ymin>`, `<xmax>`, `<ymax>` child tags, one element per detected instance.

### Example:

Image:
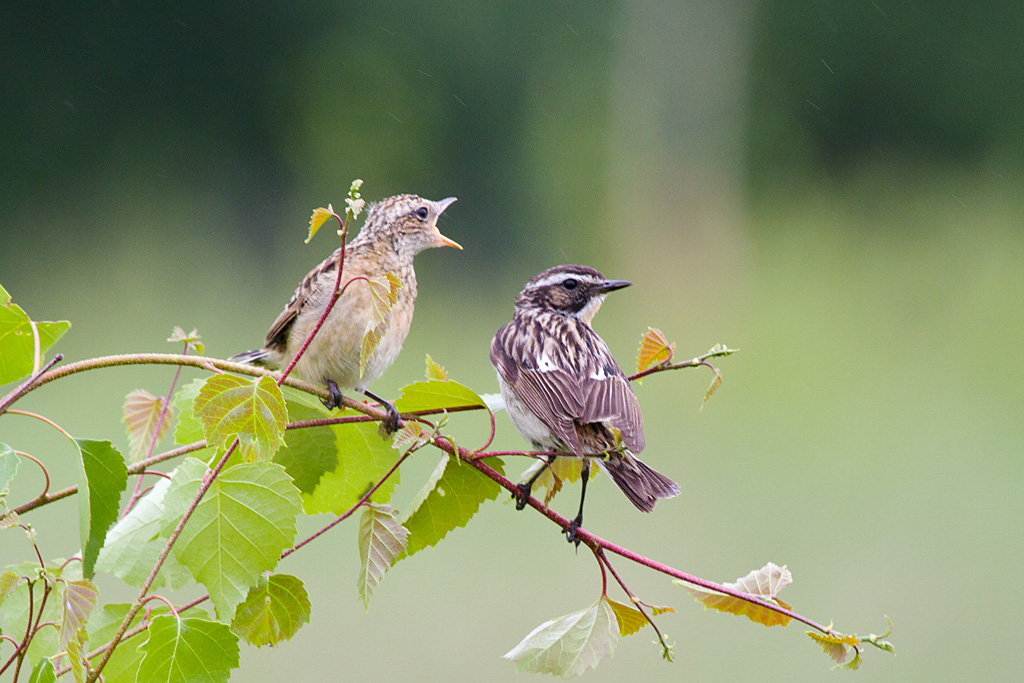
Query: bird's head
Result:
<box><xmin>360</xmin><ymin>194</ymin><xmax>462</xmax><ymax>257</ymax></box>
<box><xmin>515</xmin><ymin>264</ymin><xmax>631</xmax><ymax>324</ymax></box>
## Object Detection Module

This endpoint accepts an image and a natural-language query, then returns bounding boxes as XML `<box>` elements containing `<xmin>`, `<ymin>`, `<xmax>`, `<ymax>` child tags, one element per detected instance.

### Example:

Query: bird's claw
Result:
<box><xmin>380</xmin><ymin>403</ymin><xmax>402</xmax><ymax>435</ymax></box>
<box><xmin>514</xmin><ymin>483</ymin><xmax>532</xmax><ymax>510</ymax></box>
<box><xmin>322</xmin><ymin>380</ymin><xmax>344</xmax><ymax>411</ymax></box>
<box><xmin>563</xmin><ymin>518</ymin><xmax>582</xmax><ymax>547</ymax></box>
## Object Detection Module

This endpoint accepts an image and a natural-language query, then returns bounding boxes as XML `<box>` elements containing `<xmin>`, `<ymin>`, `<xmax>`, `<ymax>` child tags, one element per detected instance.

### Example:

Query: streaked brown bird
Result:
<box><xmin>231</xmin><ymin>194</ymin><xmax>461</xmax><ymax>431</ymax></box>
<box><xmin>490</xmin><ymin>264</ymin><xmax>680</xmax><ymax>542</ymax></box>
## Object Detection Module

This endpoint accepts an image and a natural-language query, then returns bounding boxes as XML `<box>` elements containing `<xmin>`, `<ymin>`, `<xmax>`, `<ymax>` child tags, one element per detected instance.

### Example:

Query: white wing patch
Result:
<box><xmin>536</xmin><ymin>353</ymin><xmax>559</xmax><ymax>372</ymax></box>
<box><xmin>589</xmin><ymin>366</ymin><xmax>610</xmax><ymax>380</ymax></box>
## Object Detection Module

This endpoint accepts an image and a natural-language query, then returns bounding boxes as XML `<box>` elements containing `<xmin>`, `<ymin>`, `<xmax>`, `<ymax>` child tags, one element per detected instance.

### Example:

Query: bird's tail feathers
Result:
<box><xmin>228</xmin><ymin>348</ymin><xmax>273</xmax><ymax>366</ymax></box>
<box><xmin>598</xmin><ymin>454</ymin><xmax>680</xmax><ymax>513</ymax></box>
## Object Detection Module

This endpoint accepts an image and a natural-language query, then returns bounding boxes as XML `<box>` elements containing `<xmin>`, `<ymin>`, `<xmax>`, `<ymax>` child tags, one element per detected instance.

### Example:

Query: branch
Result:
<box><xmin>425</xmin><ymin>435</ymin><xmax>836</xmax><ymax>637</ymax></box>
<box><xmin>628</xmin><ymin>345</ymin><xmax>738</xmax><ymax>383</ymax></box>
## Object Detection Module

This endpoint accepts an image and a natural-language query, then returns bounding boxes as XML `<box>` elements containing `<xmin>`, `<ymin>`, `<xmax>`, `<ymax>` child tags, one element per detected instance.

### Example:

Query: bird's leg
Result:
<box><xmin>516</xmin><ymin>454</ymin><xmax>556</xmax><ymax>510</ymax></box>
<box><xmin>363</xmin><ymin>388</ymin><xmax>401</xmax><ymax>434</ymax></box>
<box><xmin>322</xmin><ymin>380</ymin><xmax>345</xmax><ymax>410</ymax></box>
<box><xmin>564</xmin><ymin>458</ymin><xmax>590</xmax><ymax>547</ymax></box>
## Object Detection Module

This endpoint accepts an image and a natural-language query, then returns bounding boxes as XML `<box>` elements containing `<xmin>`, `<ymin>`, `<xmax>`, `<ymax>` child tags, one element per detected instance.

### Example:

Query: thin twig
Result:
<box><xmin>0</xmin><ymin>353</ymin><xmax>63</xmax><ymax>414</ymax></box>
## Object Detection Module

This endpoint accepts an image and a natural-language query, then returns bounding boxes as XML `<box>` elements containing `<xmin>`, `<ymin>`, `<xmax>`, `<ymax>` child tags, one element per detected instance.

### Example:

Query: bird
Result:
<box><xmin>231</xmin><ymin>194</ymin><xmax>461</xmax><ymax>432</ymax></box>
<box><xmin>490</xmin><ymin>264</ymin><xmax>680</xmax><ymax>543</ymax></box>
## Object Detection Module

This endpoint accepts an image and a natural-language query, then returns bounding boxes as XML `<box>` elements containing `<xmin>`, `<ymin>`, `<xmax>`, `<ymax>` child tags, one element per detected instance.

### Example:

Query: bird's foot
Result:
<box><xmin>380</xmin><ymin>401</ymin><xmax>401</xmax><ymax>435</ymax></box>
<box><xmin>563</xmin><ymin>517</ymin><xmax>583</xmax><ymax>547</ymax></box>
<box><xmin>514</xmin><ymin>483</ymin><xmax>532</xmax><ymax>510</ymax></box>
<box><xmin>322</xmin><ymin>380</ymin><xmax>344</xmax><ymax>410</ymax></box>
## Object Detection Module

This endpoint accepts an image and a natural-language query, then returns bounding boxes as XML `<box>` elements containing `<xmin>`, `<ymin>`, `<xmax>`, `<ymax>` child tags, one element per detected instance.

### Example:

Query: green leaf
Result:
<box><xmin>123</xmin><ymin>389</ymin><xmax>174</xmax><ymax>463</ymax></box>
<box><xmin>607</xmin><ymin>599</ymin><xmax>647</xmax><ymax>637</ymax></box>
<box><xmin>75</xmin><ymin>439</ymin><xmax>128</xmax><ymax>579</ymax></box>
<box><xmin>94</xmin><ymin>476</ymin><xmax>191</xmax><ymax>590</ymax></box>
<box><xmin>357</xmin><ymin>503</ymin><xmax>408</xmax><ymax>610</ymax></box>
<box><xmin>0</xmin><ymin>577</ymin><xmax>62</xmax><ymax>665</ymax></box>
<box><xmin>301</xmin><ymin>421</ymin><xmax>400</xmax><ymax>515</ymax></box>
<box><xmin>272</xmin><ymin>396</ymin><xmax>339</xmax><ymax>495</ymax></box>
<box><xmin>59</xmin><ymin>579</ymin><xmax>99</xmax><ymax>651</ymax></box>
<box><xmin>400</xmin><ymin>454</ymin><xmax>505</xmax><ymax>558</ymax></box>
<box><xmin>231</xmin><ymin>574</ymin><xmax>311</xmax><ymax>648</ymax></box>
<box><xmin>359</xmin><ymin>272</ymin><xmax>402</xmax><ymax>378</ymax></box>
<box><xmin>194</xmin><ymin>374</ymin><xmax>288</xmax><ymax>462</ymax></box>
<box><xmin>28</xmin><ymin>659</ymin><xmax>56</xmax><ymax>683</ymax></box>
<box><xmin>1</xmin><ymin>442</ymin><xmax>19</xmax><ymax>496</ymax></box>
<box><xmin>0</xmin><ymin>284</ymin><xmax>71</xmax><ymax>385</ymax></box>
<box><xmin>504</xmin><ymin>597</ymin><xmax>619</xmax><ymax>677</ymax></box>
<box><xmin>172</xmin><ymin>378</ymin><xmax>208</xmax><ymax>448</ymax></box>
<box><xmin>163</xmin><ymin>458</ymin><xmax>302</xmax><ymax>621</ymax></box>
<box><xmin>137</xmin><ymin>615</ymin><xmax>240</xmax><ymax>683</ymax></box>
<box><xmin>86</xmin><ymin>603</ymin><xmax>185</xmax><ymax>683</ymax></box>
<box><xmin>393</xmin><ymin>379</ymin><xmax>486</xmax><ymax>413</ymax></box>
<box><xmin>678</xmin><ymin>562</ymin><xmax>793</xmax><ymax>628</ymax></box>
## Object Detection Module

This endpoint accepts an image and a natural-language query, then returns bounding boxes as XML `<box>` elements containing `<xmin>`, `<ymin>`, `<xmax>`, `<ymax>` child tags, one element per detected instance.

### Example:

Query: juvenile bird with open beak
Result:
<box><xmin>232</xmin><ymin>194</ymin><xmax>461</xmax><ymax>431</ymax></box>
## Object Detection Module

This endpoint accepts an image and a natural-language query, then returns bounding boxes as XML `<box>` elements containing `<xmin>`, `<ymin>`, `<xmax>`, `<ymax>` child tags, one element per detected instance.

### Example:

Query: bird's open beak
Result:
<box><xmin>433</xmin><ymin>197</ymin><xmax>462</xmax><ymax>249</ymax></box>
<box><xmin>590</xmin><ymin>279</ymin><xmax>631</xmax><ymax>294</ymax></box>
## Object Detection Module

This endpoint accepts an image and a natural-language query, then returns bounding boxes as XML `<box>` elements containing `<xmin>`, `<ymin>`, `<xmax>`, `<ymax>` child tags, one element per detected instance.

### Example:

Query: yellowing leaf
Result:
<box><xmin>306</xmin><ymin>204</ymin><xmax>336</xmax><ymax>244</ymax></box>
<box><xmin>193</xmin><ymin>374</ymin><xmax>288</xmax><ymax>462</ymax></box>
<box><xmin>358</xmin><ymin>503</ymin><xmax>409</xmax><ymax>610</ymax></box>
<box><xmin>65</xmin><ymin>630</ymin><xmax>87</xmax><ymax>683</ymax></box>
<box><xmin>700</xmin><ymin>365</ymin><xmax>723</xmax><ymax>412</ymax></box>
<box><xmin>678</xmin><ymin>562</ymin><xmax>793</xmax><ymax>628</ymax></box>
<box><xmin>635</xmin><ymin>327</ymin><xmax>675</xmax><ymax>379</ymax></box>
<box><xmin>1</xmin><ymin>571</ymin><xmax>21</xmax><ymax>604</ymax></box>
<box><xmin>517</xmin><ymin>457</ymin><xmax>594</xmax><ymax>507</ymax></box>
<box><xmin>504</xmin><ymin>598</ymin><xmax>619</xmax><ymax>677</ymax></box>
<box><xmin>123</xmin><ymin>389</ymin><xmax>175</xmax><ymax>463</ymax></box>
<box><xmin>807</xmin><ymin>630</ymin><xmax>859</xmax><ymax>664</ymax></box>
<box><xmin>392</xmin><ymin>421</ymin><xmax>430</xmax><ymax>453</ymax></box>
<box><xmin>607</xmin><ymin>599</ymin><xmax>647</xmax><ymax>637</ymax></box>
<box><xmin>425</xmin><ymin>354</ymin><xmax>448</xmax><ymax>381</ymax></box>
<box><xmin>360</xmin><ymin>272</ymin><xmax>402</xmax><ymax>378</ymax></box>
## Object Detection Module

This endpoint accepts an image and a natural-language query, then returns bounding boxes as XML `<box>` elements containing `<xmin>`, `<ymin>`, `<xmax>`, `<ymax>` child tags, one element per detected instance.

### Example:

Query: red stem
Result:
<box><xmin>278</xmin><ymin>212</ymin><xmax>348</xmax><ymax>386</ymax></box>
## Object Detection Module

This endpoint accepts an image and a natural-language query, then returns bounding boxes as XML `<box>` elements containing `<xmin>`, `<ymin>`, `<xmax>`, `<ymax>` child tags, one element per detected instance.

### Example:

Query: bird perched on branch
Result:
<box><xmin>231</xmin><ymin>194</ymin><xmax>461</xmax><ymax>432</ymax></box>
<box><xmin>490</xmin><ymin>264</ymin><xmax>680</xmax><ymax>543</ymax></box>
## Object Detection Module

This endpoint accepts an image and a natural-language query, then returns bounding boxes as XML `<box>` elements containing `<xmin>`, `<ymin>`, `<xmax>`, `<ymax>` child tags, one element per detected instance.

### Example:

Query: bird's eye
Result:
<box><xmin>562</xmin><ymin>278</ymin><xmax>578</xmax><ymax>290</ymax></box>
<box><xmin>414</xmin><ymin>207</ymin><xmax>429</xmax><ymax>220</ymax></box>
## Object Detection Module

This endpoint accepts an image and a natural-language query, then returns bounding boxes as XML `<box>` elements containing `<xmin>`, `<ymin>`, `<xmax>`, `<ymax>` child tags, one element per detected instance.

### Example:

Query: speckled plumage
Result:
<box><xmin>491</xmin><ymin>264</ymin><xmax>679</xmax><ymax>514</ymax></box>
<box><xmin>232</xmin><ymin>194</ymin><xmax>460</xmax><ymax>399</ymax></box>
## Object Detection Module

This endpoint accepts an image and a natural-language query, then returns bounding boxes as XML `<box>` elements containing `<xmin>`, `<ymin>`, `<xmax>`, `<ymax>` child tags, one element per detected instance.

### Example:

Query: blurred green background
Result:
<box><xmin>3</xmin><ymin>1</ymin><xmax>1023</xmax><ymax>681</ymax></box>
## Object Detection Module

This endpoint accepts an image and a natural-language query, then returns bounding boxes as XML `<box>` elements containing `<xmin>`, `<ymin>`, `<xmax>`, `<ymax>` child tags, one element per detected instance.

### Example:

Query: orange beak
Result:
<box><xmin>433</xmin><ymin>197</ymin><xmax>462</xmax><ymax>249</ymax></box>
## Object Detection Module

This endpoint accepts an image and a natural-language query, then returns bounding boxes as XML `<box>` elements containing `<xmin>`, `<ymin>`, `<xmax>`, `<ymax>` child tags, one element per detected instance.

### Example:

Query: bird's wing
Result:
<box><xmin>264</xmin><ymin>248</ymin><xmax>341</xmax><ymax>349</ymax></box>
<box><xmin>490</xmin><ymin>321</ymin><xmax>645</xmax><ymax>453</ymax></box>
